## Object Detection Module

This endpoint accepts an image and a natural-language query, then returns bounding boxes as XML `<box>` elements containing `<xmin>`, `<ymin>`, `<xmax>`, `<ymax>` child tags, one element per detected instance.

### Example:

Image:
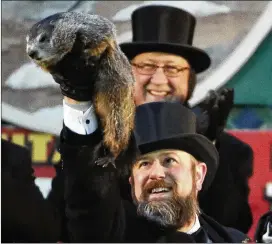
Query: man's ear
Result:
<box><xmin>129</xmin><ymin>176</ymin><xmax>132</xmax><ymax>185</ymax></box>
<box><xmin>195</xmin><ymin>162</ymin><xmax>207</xmax><ymax>191</ymax></box>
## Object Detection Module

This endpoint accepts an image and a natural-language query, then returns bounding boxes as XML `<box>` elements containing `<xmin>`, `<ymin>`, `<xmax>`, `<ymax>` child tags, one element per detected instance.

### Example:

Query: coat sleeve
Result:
<box><xmin>60</xmin><ymin>125</ymin><xmax>126</xmax><ymax>242</ymax></box>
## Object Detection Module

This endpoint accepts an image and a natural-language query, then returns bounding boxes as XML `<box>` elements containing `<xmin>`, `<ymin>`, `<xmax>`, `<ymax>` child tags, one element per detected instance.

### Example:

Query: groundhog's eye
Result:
<box><xmin>39</xmin><ymin>34</ymin><xmax>48</xmax><ymax>43</ymax></box>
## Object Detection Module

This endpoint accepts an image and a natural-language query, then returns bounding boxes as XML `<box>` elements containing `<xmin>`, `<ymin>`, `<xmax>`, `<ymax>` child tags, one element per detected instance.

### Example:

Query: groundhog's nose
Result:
<box><xmin>28</xmin><ymin>50</ymin><xmax>38</xmax><ymax>59</ymax></box>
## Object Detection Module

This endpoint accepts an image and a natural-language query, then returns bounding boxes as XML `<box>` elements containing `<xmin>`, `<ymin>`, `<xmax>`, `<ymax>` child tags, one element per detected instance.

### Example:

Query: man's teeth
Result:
<box><xmin>151</xmin><ymin>187</ymin><xmax>170</xmax><ymax>193</ymax></box>
<box><xmin>149</xmin><ymin>90</ymin><xmax>168</xmax><ymax>96</ymax></box>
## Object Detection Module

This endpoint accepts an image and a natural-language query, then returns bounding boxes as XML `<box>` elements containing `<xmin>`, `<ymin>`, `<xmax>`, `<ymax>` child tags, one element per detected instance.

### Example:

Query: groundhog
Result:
<box><xmin>26</xmin><ymin>12</ymin><xmax>136</xmax><ymax>168</ymax></box>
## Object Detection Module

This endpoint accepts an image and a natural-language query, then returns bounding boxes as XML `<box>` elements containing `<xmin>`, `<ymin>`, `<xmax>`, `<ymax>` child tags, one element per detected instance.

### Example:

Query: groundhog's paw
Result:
<box><xmin>95</xmin><ymin>156</ymin><xmax>116</xmax><ymax>168</ymax></box>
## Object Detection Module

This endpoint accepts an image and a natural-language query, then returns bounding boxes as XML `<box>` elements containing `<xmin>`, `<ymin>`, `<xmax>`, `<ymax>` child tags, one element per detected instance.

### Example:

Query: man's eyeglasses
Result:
<box><xmin>131</xmin><ymin>63</ymin><xmax>190</xmax><ymax>77</ymax></box>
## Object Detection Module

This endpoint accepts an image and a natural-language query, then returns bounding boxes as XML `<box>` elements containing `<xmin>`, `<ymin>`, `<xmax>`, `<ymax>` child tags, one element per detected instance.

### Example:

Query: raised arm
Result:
<box><xmin>25</xmin><ymin>12</ymin><xmax>136</xmax><ymax>242</ymax></box>
<box><xmin>60</xmin><ymin>97</ymin><xmax>126</xmax><ymax>242</ymax></box>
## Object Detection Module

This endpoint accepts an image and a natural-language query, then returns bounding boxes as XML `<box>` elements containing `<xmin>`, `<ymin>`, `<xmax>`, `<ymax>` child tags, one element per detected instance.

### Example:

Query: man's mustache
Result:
<box><xmin>142</xmin><ymin>179</ymin><xmax>175</xmax><ymax>200</ymax></box>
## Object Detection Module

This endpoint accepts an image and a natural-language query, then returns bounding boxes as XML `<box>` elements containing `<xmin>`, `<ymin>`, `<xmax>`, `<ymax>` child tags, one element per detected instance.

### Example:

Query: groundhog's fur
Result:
<box><xmin>26</xmin><ymin>12</ymin><xmax>135</xmax><ymax>165</ymax></box>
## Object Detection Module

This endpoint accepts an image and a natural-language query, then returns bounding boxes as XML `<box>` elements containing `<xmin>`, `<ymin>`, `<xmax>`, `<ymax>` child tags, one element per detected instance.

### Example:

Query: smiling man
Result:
<box><xmin>131</xmin><ymin>52</ymin><xmax>191</xmax><ymax>105</ymax></box>
<box><xmin>131</xmin><ymin>149</ymin><xmax>204</xmax><ymax>231</ymax></box>
<box><xmin>59</xmin><ymin>99</ymin><xmax>250</xmax><ymax>242</ymax></box>
<box><xmin>120</xmin><ymin>5</ymin><xmax>204</xmax><ymax>107</ymax></box>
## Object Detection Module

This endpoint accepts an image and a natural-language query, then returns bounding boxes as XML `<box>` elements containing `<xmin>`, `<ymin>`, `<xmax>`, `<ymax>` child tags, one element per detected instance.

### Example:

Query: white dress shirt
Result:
<box><xmin>63</xmin><ymin>99</ymin><xmax>98</xmax><ymax>135</ymax></box>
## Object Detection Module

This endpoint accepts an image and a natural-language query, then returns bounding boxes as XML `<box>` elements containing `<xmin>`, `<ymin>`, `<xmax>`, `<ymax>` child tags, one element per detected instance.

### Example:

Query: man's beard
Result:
<box><xmin>132</xmin><ymin>171</ymin><xmax>199</xmax><ymax>229</ymax></box>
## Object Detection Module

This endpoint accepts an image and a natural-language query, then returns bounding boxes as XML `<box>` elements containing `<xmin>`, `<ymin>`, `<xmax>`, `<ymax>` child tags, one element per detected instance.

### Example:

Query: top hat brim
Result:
<box><xmin>120</xmin><ymin>42</ymin><xmax>211</xmax><ymax>74</ymax></box>
<box><xmin>138</xmin><ymin>133</ymin><xmax>219</xmax><ymax>190</ymax></box>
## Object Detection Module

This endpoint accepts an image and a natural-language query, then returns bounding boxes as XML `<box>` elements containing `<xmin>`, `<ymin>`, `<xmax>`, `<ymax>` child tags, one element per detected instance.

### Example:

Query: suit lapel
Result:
<box><xmin>199</xmin><ymin>213</ymin><xmax>232</xmax><ymax>243</ymax></box>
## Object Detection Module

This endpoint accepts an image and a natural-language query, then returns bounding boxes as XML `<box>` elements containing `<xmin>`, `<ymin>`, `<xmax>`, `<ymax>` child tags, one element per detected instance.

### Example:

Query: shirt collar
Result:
<box><xmin>186</xmin><ymin>215</ymin><xmax>201</xmax><ymax>234</ymax></box>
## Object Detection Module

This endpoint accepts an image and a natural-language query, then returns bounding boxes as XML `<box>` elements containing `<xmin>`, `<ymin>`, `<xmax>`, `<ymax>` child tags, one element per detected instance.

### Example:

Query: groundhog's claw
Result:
<box><xmin>95</xmin><ymin>156</ymin><xmax>116</xmax><ymax>168</ymax></box>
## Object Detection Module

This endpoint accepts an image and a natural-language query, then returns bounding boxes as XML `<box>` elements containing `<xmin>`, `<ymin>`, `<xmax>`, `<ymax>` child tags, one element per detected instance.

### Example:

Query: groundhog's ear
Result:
<box><xmin>45</xmin><ymin>22</ymin><xmax>56</xmax><ymax>35</ymax></box>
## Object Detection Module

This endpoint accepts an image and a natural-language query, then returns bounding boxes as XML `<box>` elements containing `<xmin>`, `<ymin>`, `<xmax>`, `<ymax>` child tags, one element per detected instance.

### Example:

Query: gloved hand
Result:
<box><xmin>53</xmin><ymin>74</ymin><xmax>95</xmax><ymax>102</ymax></box>
<box><xmin>254</xmin><ymin>211</ymin><xmax>272</xmax><ymax>243</ymax></box>
<box><xmin>194</xmin><ymin>88</ymin><xmax>234</xmax><ymax>142</ymax></box>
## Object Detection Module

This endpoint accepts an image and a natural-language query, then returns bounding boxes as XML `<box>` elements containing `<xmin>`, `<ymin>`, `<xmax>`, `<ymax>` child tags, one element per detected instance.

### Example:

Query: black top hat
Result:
<box><xmin>134</xmin><ymin>101</ymin><xmax>219</xmax><ymax>190</ymax></box>
<box><xmin>120</xmin><ymin>5</ymin><xmax>211</xmax><ymax>73</ymax></box>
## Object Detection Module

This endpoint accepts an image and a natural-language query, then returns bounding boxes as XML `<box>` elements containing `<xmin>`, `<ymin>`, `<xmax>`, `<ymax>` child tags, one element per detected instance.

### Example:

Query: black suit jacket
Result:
<box><xmin>199</xmin><ymin>132</ymin><xmax>253</xmax><ymax>233</ymax></box>
<box><xmin>1</xmin><ymin>139</ymin><xmax>61</xmax><ymax>242</ymax></box>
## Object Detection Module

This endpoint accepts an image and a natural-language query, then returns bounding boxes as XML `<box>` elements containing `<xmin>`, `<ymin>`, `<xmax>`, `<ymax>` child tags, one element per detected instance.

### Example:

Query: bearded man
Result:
<box><xmin>59</xmin><ymin>98</ymin><xmax>250</xmax><ymax>243</ymax></box>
